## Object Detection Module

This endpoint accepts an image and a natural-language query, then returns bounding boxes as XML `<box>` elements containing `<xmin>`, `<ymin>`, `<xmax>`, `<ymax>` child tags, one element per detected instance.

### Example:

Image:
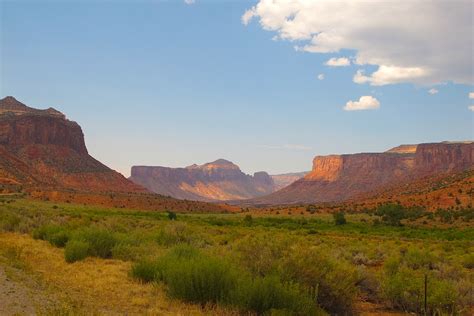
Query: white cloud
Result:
<box><xmin>325</xmin><ymin>57</ymin><xmax>350</xmax><ymax>67</ymax></box>
<box><xmin>468</xmin><ymin>105</ymin><xmax>474</xmax><ymax>111</ymax></box>
<box><xmin>353</xmin><ymin>66</ymin><xmax>428</xmax><ymax>86</ymax></box>
<box><xmin>259</xmin><ymin>144</ymin><xmax>312</xmax><ymax>151</ymax></box>
<box><xmin>243</xmin><ymin>0</ymin><xmax>473</xmax><ymax>86</ymax></box>
<box><xmin>428</xmin><ymin>88</ymin><xmax>439</xmax><ymax>95</ymax></box>
<box><xmin>344</xmin><ymin>96</ymin><xmax>380</xmax><ymax>111</ymax></box>
<box><xmin>184</xmin><ymin>0</ymin><xmax>195</xmax><ymax>5</ymax></box>
<box><xmin>469</xmin><ymin>92</ymin><xmax>474</xmax><ymax>99</ymax></box>
<box><xmin>317</xmin><ymin>73</ymin><xmax>325</xmax><ymax>80</ymax></box>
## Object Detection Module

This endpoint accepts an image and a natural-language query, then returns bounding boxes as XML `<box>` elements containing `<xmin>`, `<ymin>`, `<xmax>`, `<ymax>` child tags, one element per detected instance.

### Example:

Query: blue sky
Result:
<box><xmin>1</xmin><ymin>0</ymin><xmax>473</xmax><ymax>176</ymax></box>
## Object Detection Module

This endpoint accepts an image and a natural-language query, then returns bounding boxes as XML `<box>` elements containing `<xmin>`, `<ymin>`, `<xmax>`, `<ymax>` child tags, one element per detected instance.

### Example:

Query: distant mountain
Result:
<box><xmin>130</xmin><ymin>160</ymin><xmax>276</xmax><ymax>201</ymax></box>
<box><xmin>248</xmin><ymin>142</ymin><xmax>474</xmax><ymax>205</ymax></box>
<box><xmin>271</xmin><ymin>172</ymin><xmax>309</xmax><ymax>190</ymax></box>
<box><xmin>0</xmin><ymin>96</ymin><xmax>145</xmax><ymax>193</ymax></box>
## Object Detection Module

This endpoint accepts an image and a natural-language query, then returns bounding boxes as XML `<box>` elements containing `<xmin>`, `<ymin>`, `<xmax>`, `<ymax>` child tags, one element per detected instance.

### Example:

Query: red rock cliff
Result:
<box><xmin>250</xmin><ymin>142</ymin><xmax>474</xmax><ymax>205</ymax></box>
<box><xmin>130</xmin><ymin>160</ymin><xmax>275</xmax><ymax>201</ymax></box>
<box><xmin>0</xmin><ymin>96</ymin><xmax>145</xmax><ymax>193</ymax></box>
<box><xmin>0</xmin><ymin>115</ymin><xmax>88</xmax><ymax>154</ymax></box>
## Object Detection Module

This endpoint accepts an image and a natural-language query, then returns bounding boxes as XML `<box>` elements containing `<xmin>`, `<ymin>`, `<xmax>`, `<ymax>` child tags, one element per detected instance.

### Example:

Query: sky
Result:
<box><xmin>1</xmin><ymin>0</ymin><xmax>473</xmax><ymax>177</ymax></box>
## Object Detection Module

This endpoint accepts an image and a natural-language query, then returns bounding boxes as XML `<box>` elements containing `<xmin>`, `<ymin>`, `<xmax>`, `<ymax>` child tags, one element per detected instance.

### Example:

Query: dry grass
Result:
<box><xmin>0</xmin><ymin>233</ymin><xmax>237</xmax><ymax>315</ymax></box>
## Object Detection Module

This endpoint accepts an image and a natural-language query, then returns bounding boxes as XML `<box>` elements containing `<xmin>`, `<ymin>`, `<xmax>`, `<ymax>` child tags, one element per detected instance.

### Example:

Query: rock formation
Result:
<box><xmin>0</xmin><ymin>96</ymin><xmax>145</xmax><ymax>193</ymax></box>
<box><xmin>271</xmin><ymin>172</ymin><xmax>308</xmax><ymax>190</ymax></box>
<box><xmin>249</xmin><ymin>142</ymin><xmax>474</xmax><ymax>205</ymax></box>
<box><xmin>130</xmin><ymin>159</ymin><xmax>276</xmax><ymax>201</ymax></box>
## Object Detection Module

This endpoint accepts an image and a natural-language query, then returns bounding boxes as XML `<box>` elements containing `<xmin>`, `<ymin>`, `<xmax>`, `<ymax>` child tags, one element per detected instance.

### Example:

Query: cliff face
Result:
<box><xmin>271</xmin><ymin>172</ymin><xmax>308</xmax><ymax>190</ymax></box>
<box><xmin>0</xmin><ymin>114</ymin><xmax>87</xmax><ymax>154</ymax></box>
<box><xmin>250</xmin><ymin>142</ymin><xmax>474</xmax><ymax>205</ymax></box>
<box><xmin>414</xmin><ymin>142</ymin><xmax>474</xmax><ymax>174</ymax></box>
<box><xmin>130</xmin><ymin>160</ymin><xmax>276</xmax><ymax>201</ymax></box>
<box><xmin>0</xmin><ymin>96</ymin><xmax>145</xmax><ymax>193</ymax></box>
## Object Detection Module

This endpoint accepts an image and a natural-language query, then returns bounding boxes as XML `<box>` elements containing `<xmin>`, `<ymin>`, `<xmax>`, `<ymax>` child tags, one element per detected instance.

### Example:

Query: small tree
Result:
<box><xmin>376</xmin><ymin>204</ymin><xmax>405</xmax><ymax>226</ymax></box>
<box><xmin>333</xmin><ymin>212</ymin><xmax>346</xmax><ymax>225</ymax></box>
<box><xmin>244</xmin><ymin>214</ymin><xmax>253</xmax><ymax>226</ymax></box>
<box><xmin>167</xmin><ymin>211</ymin><xmax>177</xmax><ymax>221</ymax></box>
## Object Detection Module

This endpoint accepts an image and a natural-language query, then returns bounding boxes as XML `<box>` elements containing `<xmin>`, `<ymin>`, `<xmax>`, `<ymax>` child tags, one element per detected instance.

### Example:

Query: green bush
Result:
<box><xmin>111</xmin><ymin>243</ymin><xmax>141</xmax><ymax>261</ymax></box>
<box><xmin>74</xmin><ymin>228</ymin><xmax>117</xmax><ymax>258</ymax></box>
<box><xmin>32</xmin><ymin>225</ymin><xmax>70</xmax><ymax>247</ymax></box>
<box><xmin>403</xmin><ymin>248</ymin><xmax>435</xmax><ymax>270</ymax></box>
<box><xmin>0</xmin><ymin>212</ymin><xmax>21</xmax><ymax>232</ymax></box>
<box><xmin>131</xmin><ymin>258</ymin><xmax>161</xmax><ymax>283</ymax></box>
<box><xmin>64</xmin><ymin>240</ymin><xmax>89</xmax><ymax>263</ymax></box>
<box><xmin>281</xmin><ymin>246</ymin><xmax>358</xmax><ymax>314</ymax></box>
<box><xmin>235</xmin><ymin>235</ymin><xmax>289</xmax><ymax>277</ymax></box>
<box><xmin>376</xmin><ymin>204</ymin><xmax>405</xmax><ymax>226</ymax></box>
<box><xmin>231</xmin><ymin>275</ymin><xmax>319</xmax><ymax>315</ymax></box>
<box><xmin>131</xmin><ymin>244</ymin><xmax>200</xmax><ymax>283</ymax></box>
<box><xmin>154</xmin><ymin>223</ymin><xmax>194</xmax><ymax>246</ymax></box>
<box><xmin>243</xmin><ymin>214</ymin><xmax>253</xmax><ymax>226</ymax></box>
<box><xmin>167</xmin><ymin>211</ymin><xmax>177</xmax><ymax>221</ymax></box>
<box><xmin>49</xmin><ymin>230</ymin><xmax>70</xmax><ymax>247</ymax></box>
<box><xmin>333</xmin><ymin>212</ymin><xmax>347</xmax><ymax>225</ymax></box>
<box><xmin>165</xmin><ymin>255</ymin><xmax>237</xmax><ymax>304</ymax></box>
<box><xmin>382</xmin><ymin>257</ymin><xmax>459</xmax><ymax>313</ymax></box>
<box><xmin>130</xmin><ymin>245</ymin><xmax>321</xmax><ymax>315</ymax></box>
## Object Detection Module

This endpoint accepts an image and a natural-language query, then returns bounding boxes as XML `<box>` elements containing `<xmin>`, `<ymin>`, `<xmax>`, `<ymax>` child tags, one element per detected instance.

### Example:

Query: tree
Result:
<box><xmin>243</xmin><ymin>214</ymin><xmax>253</xmax><ymax>226</ymax></box>
<box><xmin>167</xmin><ymin>211</ymin><xmax>177</xmax><ymax>221</ymax></box>
<box><xmin>333</xmin><ymin>211</ymin><xmax>346</xmax><ymax>225</ymax></box>
<box><xmin>376</xmin><ymin>204</ymin><xmax>405</xmax><ymax>226</ymax></box>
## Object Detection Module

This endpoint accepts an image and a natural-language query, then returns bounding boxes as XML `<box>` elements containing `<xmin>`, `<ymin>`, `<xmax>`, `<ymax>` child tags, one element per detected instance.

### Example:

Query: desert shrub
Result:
<box><xmin>144</xmin><ymin>245</ymin><xmax>236</xmax><ymax>304</ymax></box>
<box><xmin>382</xmin><ymin>256</ymin><xmax>460</xmax><ymax>313</ymax></box>
<box><xmin>355</xmin><ymin>266</ymin><xmax>380</xmax><ymax>297</ymax></box>
<box><xmin>382</xmin><ymin>265</ymin><xmax>423</xmax><ymax>312</ymax></box>
<box><xmin>243</xmin><ymin>214</ymin><xmax>253</xmax><ymax>226</ymax></box>
<box><xmin>231</xmin><ymin>275</ymin><xmax>319</xmax><ymax>315</ymax></box>
<box><xmin>111</xmin><ymin>242</ymin><xmax>141</xmax><ymax>261</ymax></box>
<box><xmin>73</xmin><ymin>228</ymin><xmax>117</xmax><ymax>258</ymax></box>
<box><xmin>0</xmin><ymin>212</ymin><xmax>21</xmax><ymax>232</ymax></box>
<box><xmin>376</xmin><ymin>204</ymin><xmax>405</xmax><ymax>226</ymax></box>
<box><xmin>131</xmin><ymin>258</ymin><xmax>162</xmax><ymax>282</ymax></box>
<box><xmin>154</xmin><ymin>222</ymin><xmax>194</xmax><ymax>246</ymax></box>
<box><xmin>32</xmin><ymin>225</ymin><xmax>70</xmax><ymax>247</ymax></box>
<box><xmin>164</xmin><ymin>254</ymin><xmax>237</xmax><ymax>305</ymax></box>
<box><xmin>64</xmin><ymin>240</ymin><xmax>89</xmax><ymax>263</ymax></box>
<box><xmin>130</xmin><ymin>244</ymin><xmax>321</xmax><ymax>315</ymax></box>
<box><xmin>333</xmin><ymin>212</ymin><xmax>346</xmax><ymax>225</ymax></box>
<box><xmin>235</xmin><ymin>235</ymin><xmax>289</xmax><ymax>277</ymax></box>
<box><xmin>167</xmin><ymin>211</ymin><xmax>177</xmax><ymax>220</ymax></box>
<box><xmin>403</xmin><ymin>248</ymin><xmax>436</xmax><ymax>270</ymax></box>
<box><xmin>281</xmin><ymin>246</ymin><xmax>358</xmax><ymax>314</ymax></box>
<box><xmin>131</xmin><ymin>244</ymin><xmax>200</xmax><ymax>283</ymax></box>
<box><xmin>48</xmin><ymin>230</ymin><xmax>70</xmax><ymax>247</ymax></box>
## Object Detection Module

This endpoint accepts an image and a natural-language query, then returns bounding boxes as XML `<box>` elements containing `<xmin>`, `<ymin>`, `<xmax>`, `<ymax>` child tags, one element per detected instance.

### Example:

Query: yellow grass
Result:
<box><xmin>0</xmin><ymin>233</ymin><xmax>236</xmax><ymax>315</ymax></box>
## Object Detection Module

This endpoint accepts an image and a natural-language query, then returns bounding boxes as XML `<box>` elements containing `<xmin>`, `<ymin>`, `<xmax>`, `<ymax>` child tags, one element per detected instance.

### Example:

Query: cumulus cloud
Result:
<box><xmin>344</xmin><ymin>96</ymin><xmax>380</xmax><ymax>111</ymax></box>
<box><xmin>428</xmin><ymin>88</ymin><xmax>439</xmax><ymax>95</ymax></box>
<box><xmin>469</xmin><ymin>105</ymin><xmax>474</xmax><ymax>111</ymax></box>
<box><xmin>317</xmin><ymin>73</ymin><xmax>325</xmax><ymax>80</ymax></box>
<box><xmin>184</xmin><ymin>0</ymin><xmax>195</xmax><ymax>5</ymax></box>
<box><xmin>325</xmin><ymin>57</ymin><xmax>350</xmax><ymax>67</ymax></box>
<box><xmin>469</xmin><ymin>92</ymin><xmax>474</xmax><ymax>99</ymax></box>
<box><xmin>242</xmin><ymin>0</ymin><xmax>473</xmax><ymax>86</ymax></box>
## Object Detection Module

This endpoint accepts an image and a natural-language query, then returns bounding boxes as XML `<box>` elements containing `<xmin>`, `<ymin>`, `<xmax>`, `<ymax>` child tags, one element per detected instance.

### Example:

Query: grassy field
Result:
<box><xmin>0</xmin><ymin>198</ymin><xmax>473</xmax><ymax>315</ymax></box>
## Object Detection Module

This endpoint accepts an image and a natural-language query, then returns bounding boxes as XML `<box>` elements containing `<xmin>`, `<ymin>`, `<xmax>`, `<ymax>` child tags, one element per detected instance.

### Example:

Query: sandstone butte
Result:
<box><xmin>249</xmin><ymin>141</ymin><xmax>474</xmax><ymax>205</ymax></box>
<box><xmin>0</xmin><ymin>96</ymin><xmax>146</xmax><ymax>193</ymax></box>
<box><xmin>130</xmin><ymin>160</ymin><xmax>276</xmax><ymax>201</ymax></box>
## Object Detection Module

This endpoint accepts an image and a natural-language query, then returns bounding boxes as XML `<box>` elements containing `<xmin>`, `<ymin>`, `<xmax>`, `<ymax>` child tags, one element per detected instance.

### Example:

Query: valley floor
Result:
<box><xmin>0</xmin><ymin>198</ymin><xmax>472</xmax><ymax>315</ymax></box>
